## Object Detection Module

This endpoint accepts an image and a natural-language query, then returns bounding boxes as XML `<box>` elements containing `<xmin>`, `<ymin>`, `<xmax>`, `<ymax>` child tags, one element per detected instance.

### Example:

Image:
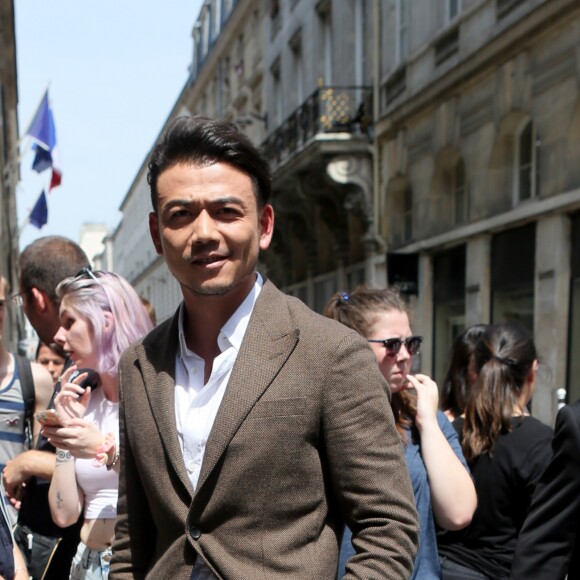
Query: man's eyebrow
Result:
<box><xmin>162</xmin><ymin>196</ymin><xmax>245</xmax><ymax>210</ymax></box>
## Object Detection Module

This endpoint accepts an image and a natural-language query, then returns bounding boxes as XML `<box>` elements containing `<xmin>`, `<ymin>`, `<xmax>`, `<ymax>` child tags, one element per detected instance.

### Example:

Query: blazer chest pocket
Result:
<box><xmin>251</xmin><ymin>397</ymin><xmax>307</xmax><ymax>418</ymax></box>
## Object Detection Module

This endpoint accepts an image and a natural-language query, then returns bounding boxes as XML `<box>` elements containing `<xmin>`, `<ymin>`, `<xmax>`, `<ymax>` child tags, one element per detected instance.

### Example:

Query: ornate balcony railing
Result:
<box><xmin>262</xmin><ymin>86</ymin><xmax>373</xmax><ymax>170</ymax></box>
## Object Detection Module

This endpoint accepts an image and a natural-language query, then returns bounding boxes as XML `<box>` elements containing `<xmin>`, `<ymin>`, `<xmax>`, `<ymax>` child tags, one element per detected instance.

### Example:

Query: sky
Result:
<box><xmin>15</xmin><ymin>1</ymin><xmax>204</xmax><ymax>250</ymax></box>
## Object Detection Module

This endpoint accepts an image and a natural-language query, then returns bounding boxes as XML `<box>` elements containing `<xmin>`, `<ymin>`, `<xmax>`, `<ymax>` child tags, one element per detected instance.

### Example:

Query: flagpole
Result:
<box><xmin>16</xmin><ymin>214</ymin><xmax>30</xmax><ymax>240</ymax></box>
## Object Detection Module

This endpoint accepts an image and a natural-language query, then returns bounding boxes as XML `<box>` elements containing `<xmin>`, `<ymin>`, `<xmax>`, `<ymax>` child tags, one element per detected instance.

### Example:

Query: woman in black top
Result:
<box><xmin>438</xmin><ymin>323</ymin><xmax>553</xmax><ymax>580</ymax></box>
<box><xmin>440</xmin><ymin>324</ymin><xmax>487</xmax><ymax>421</ymax></box>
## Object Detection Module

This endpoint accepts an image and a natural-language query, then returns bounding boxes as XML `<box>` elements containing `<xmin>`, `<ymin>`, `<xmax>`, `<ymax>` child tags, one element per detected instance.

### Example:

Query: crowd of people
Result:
<box><xmin>0</xmin><ymin>115</ymin><xmax>578</xmax><ymax>579</ymax></box>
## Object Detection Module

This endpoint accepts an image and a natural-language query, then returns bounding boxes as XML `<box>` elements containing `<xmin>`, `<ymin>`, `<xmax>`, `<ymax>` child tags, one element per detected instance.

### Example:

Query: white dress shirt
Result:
<box><xmin>174</xmin><ymin>274</ymin><xmax>263</xmax><ymax>580</ymax></box>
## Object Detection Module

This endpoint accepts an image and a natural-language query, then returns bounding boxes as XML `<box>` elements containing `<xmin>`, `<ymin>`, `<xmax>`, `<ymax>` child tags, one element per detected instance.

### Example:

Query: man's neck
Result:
<box><xmin>181</xmin><ymin>277</ymin><xmax>257</xmax><ymax>363</ymax></box>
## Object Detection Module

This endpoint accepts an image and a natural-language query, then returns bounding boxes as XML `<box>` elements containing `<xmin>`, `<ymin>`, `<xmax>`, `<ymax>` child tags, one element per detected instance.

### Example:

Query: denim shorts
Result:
<box><xmin>70</xmin><ymin>541</ymin><xmax>112</xmax><ymax>580</ymax></box>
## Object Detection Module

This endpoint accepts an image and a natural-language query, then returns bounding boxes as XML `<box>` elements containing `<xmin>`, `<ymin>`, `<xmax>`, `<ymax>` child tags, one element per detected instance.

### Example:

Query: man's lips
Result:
<box><xmin>190</xmin><ymin>254</ymin><xmax>229</xmax><ymax>266</ymax></box>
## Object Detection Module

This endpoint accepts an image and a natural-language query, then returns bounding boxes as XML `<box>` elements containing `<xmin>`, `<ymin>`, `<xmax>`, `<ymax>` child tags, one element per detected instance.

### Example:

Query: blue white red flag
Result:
<box><xmin>29</xmin><ymin>190</ymin><xmax>48</xmax><ymax>229</ymax></box>
<box><xmin>25</xmin><ymin>90</ymin><xmax>62</xmax><ymax>189</ymax></box>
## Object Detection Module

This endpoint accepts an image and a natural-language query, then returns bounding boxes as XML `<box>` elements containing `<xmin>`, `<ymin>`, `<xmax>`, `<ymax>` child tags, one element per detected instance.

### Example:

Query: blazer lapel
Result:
<box><xmin>138</xmin><ymin>311</ymin><xmax>194</xmax><ymax>499</ymax></box>
<box><xmin>195</xmin><ymin>282</ymin><xmax>299</xmax><ymax>494</ymax></box>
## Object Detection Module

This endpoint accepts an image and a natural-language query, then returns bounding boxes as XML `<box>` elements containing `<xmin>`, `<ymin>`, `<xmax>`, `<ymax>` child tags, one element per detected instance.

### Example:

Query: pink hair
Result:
<box><xmin>56</xmin><ymin>272</ymin><xmax>153</xmax><ymax>377</ymax></box>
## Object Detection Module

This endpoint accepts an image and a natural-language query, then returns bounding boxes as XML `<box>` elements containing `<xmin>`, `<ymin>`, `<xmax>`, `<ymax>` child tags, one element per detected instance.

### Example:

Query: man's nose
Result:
<box><xmin>191</xmin><ymin>210</ymin><xmax>219</xmax><ymax>243</ymax></box>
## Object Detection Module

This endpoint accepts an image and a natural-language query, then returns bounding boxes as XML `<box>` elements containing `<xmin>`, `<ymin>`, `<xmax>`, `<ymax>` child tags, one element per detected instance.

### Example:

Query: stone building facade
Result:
<box><xmin>260</xmin><ymin>0</ymin><xmax>381</xmax><ymax>313</ymax></box>
<box><xmin>376</xmin><ymin>0</ymin><xmax>580</xmax><ymax>424</ymax></box>
<box><xmin>0</xmin><ymin>0</ymin><xmax>21</xmax><ymax>350</ymax></box>
<box><xmin>111</xmin><ymin>0</ymin><xmax>580</xmax><ymax>424</ymax></box>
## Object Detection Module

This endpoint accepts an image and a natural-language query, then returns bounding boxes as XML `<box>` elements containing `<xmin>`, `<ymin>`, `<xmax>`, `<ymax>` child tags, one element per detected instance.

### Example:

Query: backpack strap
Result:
<box><xmin>14</xmin><ymin>354</ymin><xmax>35</xmax><ymax>448</ymax></box>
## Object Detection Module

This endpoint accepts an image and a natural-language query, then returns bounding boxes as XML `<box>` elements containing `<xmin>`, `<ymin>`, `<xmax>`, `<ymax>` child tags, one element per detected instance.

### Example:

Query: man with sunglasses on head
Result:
<box><xmin>3</xmin><ymin>236</ymin><xmax>89</xmax><ymax>580</ymax></box>
<box><xmin>110</xmin><ymin>116</ymin><xmax>418</xmax><ymax>579</ymax></box>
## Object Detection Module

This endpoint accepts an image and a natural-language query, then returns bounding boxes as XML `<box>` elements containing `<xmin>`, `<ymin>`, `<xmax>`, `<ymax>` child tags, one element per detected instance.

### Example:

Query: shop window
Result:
<box><xmin>491</xmin><ymin>224</ymin><xmax>535</xmax><ymax>332</ymax></box>
<box><xmin>567</xmin><ymin>213</ymin><xmax>580</xmax><ymax>403</ymax></box>
<box><xmin>433</xmin><ymin>245</ymin><xmax>466</xmax><ymax>384</ymax></box>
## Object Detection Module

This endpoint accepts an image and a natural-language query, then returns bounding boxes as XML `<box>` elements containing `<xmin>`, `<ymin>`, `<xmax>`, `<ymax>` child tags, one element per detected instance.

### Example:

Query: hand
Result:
<box><xmin>42</xmin><ymin>418</ymin><xmax>105</xmax><ymax>458</ymax></box>
<box><xmin>3</xmin><ymin>454</ymin><xmax>31</xmax><ymax>501</ymax></box>
<box><xmin>54</xmin><ymin>366</ymin><xmax>93</xmax><ymax>422</ymax></box>
<box><xmin>405</xmin><ymin>373</ymin><xmax>439</xmax><ymax>432</ymax></box>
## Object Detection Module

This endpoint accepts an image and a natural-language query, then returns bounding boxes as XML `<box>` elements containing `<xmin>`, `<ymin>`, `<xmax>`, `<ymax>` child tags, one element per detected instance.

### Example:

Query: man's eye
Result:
<box><xmin>170</xmin><ymin>209</ymin><xmax>190</xmax><ymax>218</ymax></box>
<box><xmin>218</xmin><ymin>207</ymin><xmax>239</xmax><ymax>216</ymax></box>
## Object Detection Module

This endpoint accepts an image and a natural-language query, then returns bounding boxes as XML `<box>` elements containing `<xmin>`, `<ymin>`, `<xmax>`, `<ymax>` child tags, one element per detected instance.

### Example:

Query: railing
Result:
<box><xmin>262</xmin><ymin>86</ymin><xmax>372</xmax><ymax>169</ymax></box>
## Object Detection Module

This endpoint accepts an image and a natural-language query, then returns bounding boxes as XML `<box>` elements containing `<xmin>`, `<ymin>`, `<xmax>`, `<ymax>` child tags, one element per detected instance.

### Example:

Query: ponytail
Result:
<box><xmin>461</xmin><ymin>323</ymin><xmax>536</xmax><ymax>461</ymax></box>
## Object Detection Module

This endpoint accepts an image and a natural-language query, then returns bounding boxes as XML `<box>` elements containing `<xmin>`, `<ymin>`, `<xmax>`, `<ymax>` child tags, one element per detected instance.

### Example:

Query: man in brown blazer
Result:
<box><xmin>110</xmin><ymin>116</ymin><xmax>418</xmax><ymax>579</ymax></box>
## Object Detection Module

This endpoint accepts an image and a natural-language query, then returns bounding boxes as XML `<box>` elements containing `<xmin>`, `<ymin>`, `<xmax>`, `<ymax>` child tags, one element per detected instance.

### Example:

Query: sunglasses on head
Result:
<box><xmin>74</xmin><ymin>267</ymin><xmax>101</xmax><ymax>283</ymax></box>
<box><xmin>367</xmin><ymin>336</ymin><xmax>423</xmax><ymax>357</ymax></box>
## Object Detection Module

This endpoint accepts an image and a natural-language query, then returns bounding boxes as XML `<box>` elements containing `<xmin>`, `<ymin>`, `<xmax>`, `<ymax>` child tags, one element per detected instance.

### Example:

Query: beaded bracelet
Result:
<box><xmin>106</xmin><ymin>449</ymin><xmax>120</xmax><ymax>471</ymax></box>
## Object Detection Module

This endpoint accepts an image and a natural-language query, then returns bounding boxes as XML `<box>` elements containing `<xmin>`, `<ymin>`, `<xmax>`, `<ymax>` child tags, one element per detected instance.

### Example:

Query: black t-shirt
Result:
<box><xmin>438</xmin><ymin>416</ymin><xmax>553</xmax><ymax>579</ymax></box>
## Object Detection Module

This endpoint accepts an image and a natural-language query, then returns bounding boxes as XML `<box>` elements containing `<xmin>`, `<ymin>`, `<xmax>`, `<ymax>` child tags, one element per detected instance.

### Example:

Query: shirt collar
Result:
<box><xmin>177</xmin><ymin>273</ymin><xmax>264</xmax><ymax>359</ymax></box>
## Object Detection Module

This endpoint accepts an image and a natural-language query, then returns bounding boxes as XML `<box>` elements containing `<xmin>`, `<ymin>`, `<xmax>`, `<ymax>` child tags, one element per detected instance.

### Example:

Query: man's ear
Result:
<box><xmin>149</xmin><ymin>212</ymin><xmax>163</xmax><ymax>256</ymax></box>
<box><xmin>259</xmin><ymin>204</ymin><xmax>275</xmax><ymax>251</ymax></box>
<box><xmin>30</xmin><ymin>287</ymin><xmax>49</xmax><ymax>313</ymax></box>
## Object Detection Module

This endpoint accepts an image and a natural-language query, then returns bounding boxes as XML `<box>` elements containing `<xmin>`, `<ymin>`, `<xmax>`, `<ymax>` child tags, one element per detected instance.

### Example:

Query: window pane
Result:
<box><xmin>403</xmin><ymin>189</ymin><xmax>413</xmax><ymax>241</ymax></box>
<box><xmin>519</xmin><ymin>164</ymin><xmax>532</xmax><ymax>200</ymax></box>
<box><xmin>449</xmin><ymin>0</ymin><xmax>460</xmax><ymax>19</ymax></box>
<box><xmin>520</xmin><ymin>122</ymin><xmax>533</xmax><ymax>166</ymax></box>
<box><xmin>454</xmin><ymin>161</ymin><xmax>466</xmax><ymax>224</ymax></box>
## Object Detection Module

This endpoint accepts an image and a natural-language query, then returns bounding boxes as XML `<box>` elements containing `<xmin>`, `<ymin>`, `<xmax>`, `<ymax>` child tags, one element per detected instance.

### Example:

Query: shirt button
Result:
<box><xmin>187</xmin><ymin>460</ymin><xmax>195</xmax><ymax>473</ymax></box>
<box><xmin>190</xmin><ymin>526</ymin><xmax>201</xmax><ymax>540</ymax></box>
<box><xmin>191</xmin><ymin>366</ymin><xmax>197</xmax><ymax>374</ymax></box>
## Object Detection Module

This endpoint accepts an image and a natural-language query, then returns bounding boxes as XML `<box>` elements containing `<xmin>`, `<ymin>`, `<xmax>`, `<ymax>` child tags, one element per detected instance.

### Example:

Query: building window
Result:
<box><xmin>289</xmin><ymin>29</ymin><xmax>304</xmax><ymax>106</ymax></box>
<box><xmin>396</xmin><ymin>0</ymin><xmax>409</xmax><ymax>64</ymax></box>
<box><xmin>514</xmin><ymin>119</ymin><xmax>537</xmax><ymax>203</ymax></box>
<box><xmin>453</xmin><ymin>160</ymin><xmax>467</xmax><ymax>225</ymax></box>
<box><xmin>270</xmin><ymin>58</ymin><xmax>282</xmax><ymax>126</ymax></box>
<box><xmin>403</xmin><ymin>188</ymin><xmax>413</xmax><ymax>242</ymax></box>
<box><xmin>447</xmin><ymin>0</ymin><xmax>462</xmax><ymax>22</ymax></box>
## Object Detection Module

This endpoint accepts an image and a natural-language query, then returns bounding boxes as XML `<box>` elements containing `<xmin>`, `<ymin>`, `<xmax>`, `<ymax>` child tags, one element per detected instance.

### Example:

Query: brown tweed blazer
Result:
<box><xmin>110</xmin><ymin>280</ymin><xmax>418</xmax><ymax>579</ymax></box>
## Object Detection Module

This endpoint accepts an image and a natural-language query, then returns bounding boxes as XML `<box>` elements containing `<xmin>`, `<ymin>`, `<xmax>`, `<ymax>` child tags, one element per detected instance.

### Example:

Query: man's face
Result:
<box><xmin>149</xmin><ymin>162</ymin><xmax>274</xmax><ymax>303</ymax></box>
<box><xmin>19</xmin><ymin>274</ymin><xmax>55</xmax><ymax>345</ymax></box>
<box><xmin>36</xmin><ymin>343</ymin><xmax>66</xmax><ymax>384</ymax></box>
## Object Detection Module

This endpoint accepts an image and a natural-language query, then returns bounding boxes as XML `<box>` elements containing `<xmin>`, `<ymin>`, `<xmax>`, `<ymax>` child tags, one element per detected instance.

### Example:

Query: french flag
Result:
<box><xmin>25</xmin><ymin>90</ymin><xmax>62</xmax><ymax>190</ymax></box>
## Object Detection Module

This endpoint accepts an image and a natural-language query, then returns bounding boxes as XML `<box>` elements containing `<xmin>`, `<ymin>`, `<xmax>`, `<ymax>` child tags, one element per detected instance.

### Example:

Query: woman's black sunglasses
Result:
<box><xmin>367</xmin><ymin>336</ymin><xmax>423</xmax><ymax>357</ymax></box>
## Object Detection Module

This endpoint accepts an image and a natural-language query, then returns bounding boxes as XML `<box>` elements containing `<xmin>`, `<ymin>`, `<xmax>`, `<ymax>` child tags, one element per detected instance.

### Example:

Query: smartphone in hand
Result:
<box><xmin>35</xmin><ymin>409</ymin><xmax>65</xmax><ymax>428</ymax></box>
<box><xmin>68</xmin><ymin>368</ymin><xmax>100</xmax><ymax>390</ymax></box>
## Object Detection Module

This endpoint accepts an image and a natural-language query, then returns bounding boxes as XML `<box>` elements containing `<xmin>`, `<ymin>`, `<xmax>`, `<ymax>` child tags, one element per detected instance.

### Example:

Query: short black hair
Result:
<box><xmin>19</xmin><ymin>236</ymin><xmax>89</xmax><ymax>306</ymax></box>
<box><xmin>147</xmin><ymin>116</ymin><xmax>272</xmax><ymax>213</ymax></box>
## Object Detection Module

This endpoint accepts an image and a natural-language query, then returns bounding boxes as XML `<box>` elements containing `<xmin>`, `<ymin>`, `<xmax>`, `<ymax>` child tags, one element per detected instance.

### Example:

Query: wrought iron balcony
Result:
<box><xmin>262</xmin><ymin>86</ymin><xmax>372</xmax><ymax>171</ymax></box>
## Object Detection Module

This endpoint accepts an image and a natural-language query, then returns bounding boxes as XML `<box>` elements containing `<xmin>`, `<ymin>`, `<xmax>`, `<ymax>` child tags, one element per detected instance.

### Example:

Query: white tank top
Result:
<box><xmin>74</xmin><ymin>387</ymin><xmax>119</xmax><ymax>520</ymax></box>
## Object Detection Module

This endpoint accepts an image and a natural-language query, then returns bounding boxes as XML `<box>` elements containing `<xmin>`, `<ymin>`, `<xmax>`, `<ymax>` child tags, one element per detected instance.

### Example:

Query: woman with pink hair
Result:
<box><xmin>42</xmin><ymin>270</ymin><xmax>152</xmax><ymax>579</ymax></box>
